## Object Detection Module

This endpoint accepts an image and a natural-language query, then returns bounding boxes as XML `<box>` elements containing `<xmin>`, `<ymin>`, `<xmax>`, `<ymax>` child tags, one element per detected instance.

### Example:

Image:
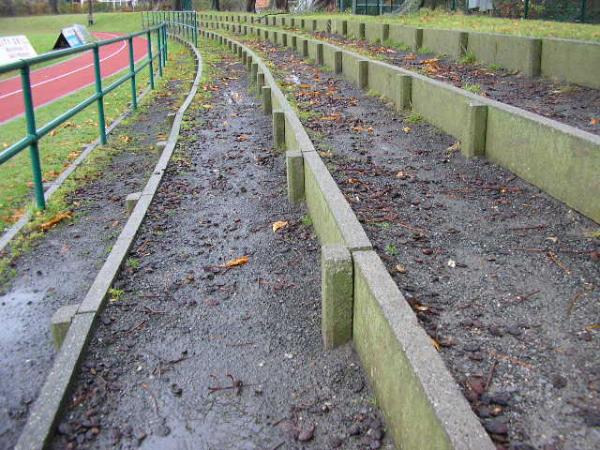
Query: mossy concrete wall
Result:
<box><xmin>467</xmin><ymin>32</ymin><xmax>541</xmax><ymax>76</ymax></box>
<box><xmin>541</xmin><ymin>38</ymin><xmax>600</xmax><ymax>89</ymax></box>
<box><xmin>303</xmin><ymin>152</ymin><xmax>372</xmax><ymax>251</ymax></box>
<box><xmin>486</xmin><ymin>105</ymin><xmax>600</xmax><ymax>222</ymax></box>
<box><xmin>364</xmin><ymin>22</ymin><xmax>387</xmax><ymax>43</ymax></box>
<box><xmin>341</xmin><ymin>50</ymin><xmax>364</xmax><ymax>87</ymax></box>
<box><xmin>323</xmin><ymin>45</ymin><xmax>340</xmax><ymax>72</ymax></box>
<box><xmin>315</xmin><ymin>18</ymin><xmax>330</xmax><ymax>33</ymax></box>
<box><xmin>332</xmin><ymin>19</ymin><xmax>347</xmax><ymax>36</ymax></box>
<box><xmin>353</xmin><ymin>251</ymin><xmax>495</xmax><ymax>450</ymax></box>
<box><xmin>421</xmin><ymin>29</ymin><xmax>468</xmax><ymax>57</ymax></box>
<box><xmin>388</xmin><ymin>24</ymin><xmax>423</xmax><ymax>51</ymax></box>
<box><xmin>411</xmin><ymin>77</ymin><xmax>472</xmax><ymax>142</ymax></box>
<box><xmin>346</xmin><ymin>20</ymin><xmax>365</xmax><ymax>40</ymax></box>
<box><xmin>367</xmin><ymin>61</ymin><xmax>399</xmax><ymax>102</ymax></box>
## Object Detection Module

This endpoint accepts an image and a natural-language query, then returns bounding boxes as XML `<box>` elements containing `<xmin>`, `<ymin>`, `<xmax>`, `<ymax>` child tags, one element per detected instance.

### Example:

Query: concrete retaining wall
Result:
<box><xmin>541</xmin><ymin>38</ymin><xmax>600</xmax><ymax>89</ymax></box>
<box><xmin>364</xmin><ymin>22</ymin><xmax>387</xmax><ymax>43</ymax></box>
<box><xmin>388</xmin><ymin>24</ymin><xmax>423</xmax><ymax>51</ymax></box>
<box><xmin>346</xmin><ymin>20</ymin><xmax>365</xmax><ymax>40</ymax></box>
<box><xmin>201</xmin><ymin>12</ymin><xmax>600</xmax><ymax>89</ymax></box>
<box><xmin>485</xmin><ymin>104</ymin><xmax>600</xmax><ymax>221</ymax></box>
<box><xmin>421</xmin><ymin>28</ymin><xmax>468</xmax><ymax>57</ymax></box>
<box><xmin>202</xmin><ymin>18</ymin><xmax>600</xmax><ymax>224</ymax></box>
<box><xmin>467</xmin><ymin>32</ymin><xmax>541</xmax><ymax>76</ymax></box>
<box><xmin>353</xmin><ymin>250</ymin><xmax>494</xmax><ymax>449</ymax></box>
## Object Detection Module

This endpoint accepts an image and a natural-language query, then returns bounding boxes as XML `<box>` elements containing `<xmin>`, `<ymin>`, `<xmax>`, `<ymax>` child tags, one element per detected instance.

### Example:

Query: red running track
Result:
<box><xmin>0</xmin><ymin>32</ymin><xmax>148</xmax><ymax>124</ymax></box>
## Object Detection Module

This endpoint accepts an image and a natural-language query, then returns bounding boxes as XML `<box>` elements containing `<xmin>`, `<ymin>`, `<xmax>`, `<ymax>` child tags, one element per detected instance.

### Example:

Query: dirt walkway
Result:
<box><xmin>241</xmin><ymin>38</ymin><xmax>600</xmax><ymax>450</ymax></box>
<box><xmin>0</xmin><ymin>60</ymin><xmax>191</xmax><ymax>449</ymax></box>
<box><xmin>305</xmin><ymin>30</ymin><xmax>600</xmax><ymax>135</ymax></box>
<box><xmin>51</xmin><ymin>45</ymin><xmax>390</xmax><ymax>450</ymax></box>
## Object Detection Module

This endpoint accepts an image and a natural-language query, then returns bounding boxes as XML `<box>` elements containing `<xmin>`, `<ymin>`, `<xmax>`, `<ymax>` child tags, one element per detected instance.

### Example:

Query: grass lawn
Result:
<box><xmin>210</xmin><ymin>9</ymin><xmax>600</xmax><ymax>42</ymax></box>
<box><xmin>0</xmin><ymin>12</ymin><xmax>181</xmax><ymax>233</ymax></box>
<box><xmin>0</xmin><ymin>12</ymin><xmax>146</xmax><ymax>53</ymax></box>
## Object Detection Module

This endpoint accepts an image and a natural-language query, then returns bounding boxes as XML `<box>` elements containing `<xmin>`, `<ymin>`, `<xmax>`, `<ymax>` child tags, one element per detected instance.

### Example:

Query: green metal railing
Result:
<box><xmin>142</xmin><ymin>10</ymin><xmax>199</xmax><ymax>49</ymax></box>
<box><xmin>0</xmin><ymin>23</ymin><xmax>168</xmax><ymax>210</ymax></box>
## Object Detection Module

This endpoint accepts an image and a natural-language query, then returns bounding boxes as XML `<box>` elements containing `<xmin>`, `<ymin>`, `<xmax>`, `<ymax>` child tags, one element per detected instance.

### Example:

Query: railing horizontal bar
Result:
<box><xmin>134</xmin><ymin>59</ymin><xmax>151</xmax><ymax>74</ymax></box>
<box><xmin>36</xmin><ymin>94</ymin><xmax>99</xmax><ymax>139</ymax></box>
<box><xmin>0</xmin><ymin>135</ymin><xmax>35</xmax><ymax>164</ymax></box>
<box><xmin>102</xmin><ymin>71</ymin><xmax>134</xmax><ymax>96</ymax></box>
<box><xmin>0</xmin><ymin>23</ymin><xmax>164</xmax><ymax>74</ymax></box>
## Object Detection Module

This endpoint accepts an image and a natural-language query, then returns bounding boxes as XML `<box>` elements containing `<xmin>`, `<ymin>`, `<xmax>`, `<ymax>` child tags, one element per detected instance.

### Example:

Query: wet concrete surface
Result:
<box><xmin>51</xmin><ymin>48</ymin><xmax>390</xmax><ymax>450</ymax></box>
<box><xmin>0</xmin><ymin>81</ymin><xmax>185</xmax><ymax>449</ymax></box>
<box><xmin>242</xmin><ymin>39</ymin><xmax>600</xmax><ymax>450</ymax></box>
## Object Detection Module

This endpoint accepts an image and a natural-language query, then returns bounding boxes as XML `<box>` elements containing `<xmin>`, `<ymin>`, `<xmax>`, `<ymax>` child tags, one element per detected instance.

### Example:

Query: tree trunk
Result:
<box><xmin>173</xmin><ymin>0</ymin><xmax>183</xmax><ymax>9</ymax></box>
<box><xmin>49</xmin><ymin>0</ymin><xmax>59</xmax><ymax>14</ymax></box>
<box><xmin>275</xmin><ymin>0</ymin><xmax>288</xmax><ymax>11</ymax></box>
<box><xmin>212</xmin><ymin>0</ymin><xmax>220</xmax><ymax>10</ymax></box>
<box><xmin>313</xmin><ymin>0</ymin><xmax>336</xmax><ymax>11</ymax></box>
<box><xmin>246</xmin><ymin>0</ymin><xmax>256</xmax><ymax>13</ymax></box>
<box><xmin>1</xmin><ymin>0</ymin><xmax>15</xmax><ymax>16</ymax></box>
<box><xmin>422</xmin><ymin>0</ymin><xmax>445</xmax><ymax>9</ymax></box>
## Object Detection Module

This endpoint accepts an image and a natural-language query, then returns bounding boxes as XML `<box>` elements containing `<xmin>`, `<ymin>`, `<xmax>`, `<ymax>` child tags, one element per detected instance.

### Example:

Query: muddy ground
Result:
<box><xmin>304</xmin><ymin>30</ymin><xmax>600</xmax><ymax>135</ymax></box>
<box><xmin>241</xmin><ymin>38</ymin><xmax>600</xmax><ymax>450</ymax></box>
<box><xmin>51</xmin><ymin>46</ymin><xmax>390</xmax><ymax>450</ymax></box>
<box><xmin>0</xmin><ymin>76</ymin><xmax>189</xmax><ymax>448</ymax></box>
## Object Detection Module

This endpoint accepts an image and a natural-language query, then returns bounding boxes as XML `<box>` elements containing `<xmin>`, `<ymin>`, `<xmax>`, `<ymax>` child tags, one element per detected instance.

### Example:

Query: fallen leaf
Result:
<box><xmin>591</xmin><ymin>118</ymin><xmax>599</xmax><ymax>125</ymax></box>
<box><xmin>320</xmin><ymin>113</ymin><xmax>342</xmax><ymax>121</ymax></box>
<box><xmin>39</xmin><ymin>211</ymin><xmax>72</xmax><ymax>232</ymax></box>
<box><xmin>222</xmin><ymin>256</ymin><xmax>249</xmax><ymax>268</ymax></box>
<box><xmin>431</xmin><ymin>338</ymin><xmax>441</xmax><ymax>351</ymax></box>
<box><xmin>394</xmin><ymin>264</ymin><xmax>406</xmax><ymax>273</ymax></box>
<box><xmin>403</xmin><ymin>126</ymin><xmax>411</xmax><ymax>134</ymax></box>
<box><xmin>236</xmin><ymin>134</ymin><xmax>250</xmax><ymax>142</ymax></box>
<box><xmin>413</xmin><ymin>303</ymin><xmax>430</xmax><ymax>312</ymax></box>
<box><xmin>446</xmin><ymin>141</ymin><xmax>461</xmax><ymax>153</ymax></box>
<box><xmin>272</xmin><ymin>220</ymin><xmax>288</xmax><ymax>232</ymax></box>
<box><xmin>202</xmin><ymin>104</ymin><xmax>213</xmax><ymax>109</ymax></box>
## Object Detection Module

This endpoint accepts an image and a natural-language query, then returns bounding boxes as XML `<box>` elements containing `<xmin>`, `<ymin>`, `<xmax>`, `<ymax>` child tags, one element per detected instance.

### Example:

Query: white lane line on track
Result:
<box><xmin>0</xmin><ymin>51</ymin><xmax>148</xmax><ymax>126</ymax></box>
<box><xmin>0</xmin><ymin>33</ymin><xmax>143</xmax><ymax>100</ymax></box>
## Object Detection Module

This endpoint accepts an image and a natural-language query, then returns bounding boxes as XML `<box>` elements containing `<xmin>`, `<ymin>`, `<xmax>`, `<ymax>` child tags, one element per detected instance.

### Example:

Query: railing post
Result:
<box><xmin>147</xmin><ymin>30</ymin><xmax>155</xmax><ymax>90</ymax></box>
<box><xmin>20</xmin><ymin>66</ymin><xmax>45</xmax><ymax>210</ymax></box>
<box><xmin>195</xmin><ymin>12</ymin><xmax>199</xmax><ymax>47</ymax></box>
<box><xmin>128</xmin><ymin>36</ymin><xmax>137</xmax><ymax>110</ymax></box>
<box><xmin>164</xmin><ymin>24</ymin><xmax>168</xmax><ymax>62</ymax></box>
<box><xmin>92</xmin><ymin>45</ymin><xmax>107</xmax><ymax>145</ymax></box>
<box><xmin>157</xmin><ymin>28</ymin><xmax>163</xmax><ymax>77</ymax></box>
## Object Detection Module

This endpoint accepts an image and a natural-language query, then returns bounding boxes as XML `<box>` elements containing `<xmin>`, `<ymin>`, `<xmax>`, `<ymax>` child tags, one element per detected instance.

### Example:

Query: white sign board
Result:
<box><xmin>0</xmin><ymin>35</ymin><xmax>37</xmax><ymax>66</ymax></box>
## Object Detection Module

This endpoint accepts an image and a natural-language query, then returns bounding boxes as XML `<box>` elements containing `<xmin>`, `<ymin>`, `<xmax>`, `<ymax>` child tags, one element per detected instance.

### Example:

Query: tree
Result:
<box><xmin>212</xmin><ymin>0</ymin><xmax>220</xmax><ymax>11</ymax></box>
<box><xmin>275</xmin><ymin>0</ymin><xmax>288</xmax><ymax>10</ymax></box>
<box><xmin>49</xmin><ymin>0</ymin><xmax>59</xmax><ymax>14</ymax></box>
<box><xmin>246</xmin><ymin>0</ymin><xmax>256</xmax><ymax>13</ymax></box>
<box><xmin>312</xmin><ymin>0</ymin><xmax>336</xmax><ymax>10</ymax></box>
<box><xmin>422</xmin><ymin>0</ymin><xmax>445</xmax><ymax>8</ymax></box>
<box><xmin>0</xmin><ymin>0</ymin><xmax>15</xmax><ymax>16</ymax></box>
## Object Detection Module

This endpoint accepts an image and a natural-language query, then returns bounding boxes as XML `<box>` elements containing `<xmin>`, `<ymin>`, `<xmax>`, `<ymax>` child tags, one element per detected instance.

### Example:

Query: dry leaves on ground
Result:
<box><xmin>272</xmin><ymin>221</ymin><xmax>288</xmax><ymax>232</ymax></box>
<box><xmin>222</xmin><ymin>256</ymin><xmax>249</xmax><ymax>268</ymax></box>
<box><xmin>39</xmin><ymin>211</ymin><xmax>73</xmax><ymax>232</ymax></box>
